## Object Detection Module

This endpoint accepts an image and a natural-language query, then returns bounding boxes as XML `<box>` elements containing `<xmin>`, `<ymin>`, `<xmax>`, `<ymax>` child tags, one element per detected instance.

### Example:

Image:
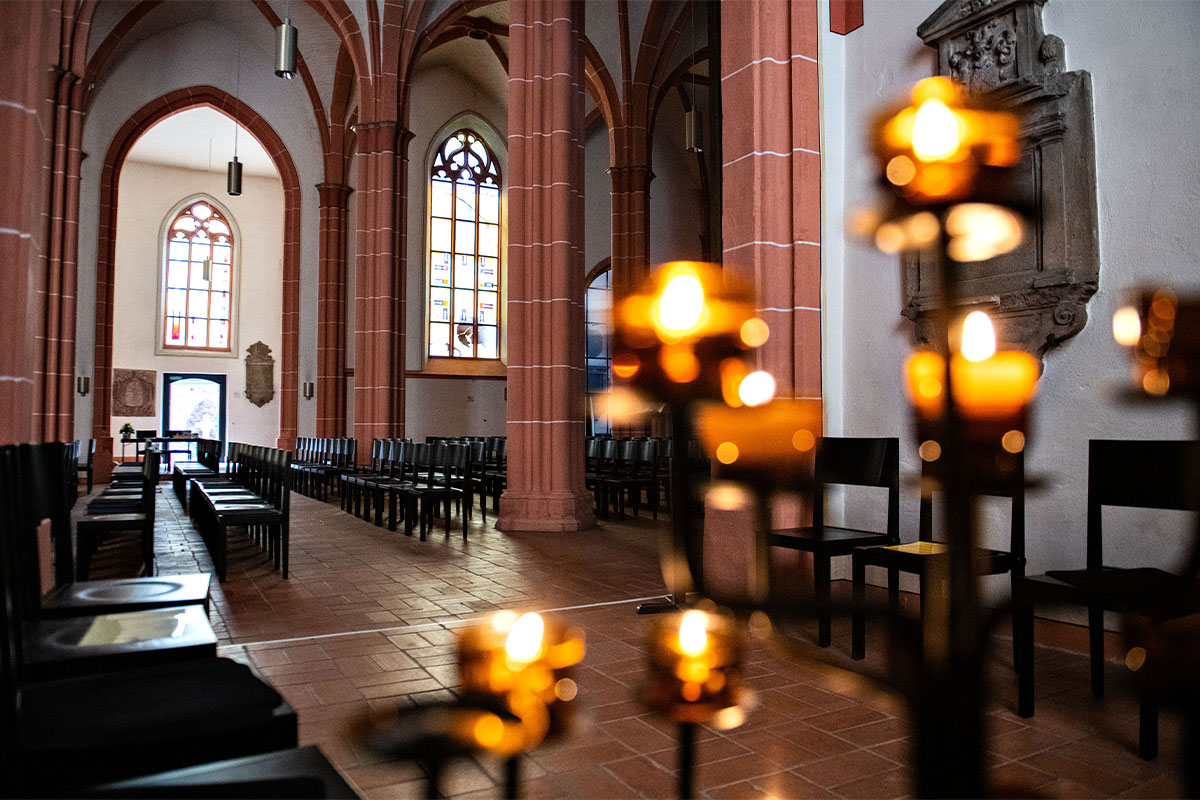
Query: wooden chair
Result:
<box><xmin>1012</xmin><ymin>439</ymin><xmax>1200</xmax><ymax>758</ymax></box>
<box><xmin>768</xmin><ymin>437</ymin><xmax>900</xmax><ymax>647</ymax></box>
<box><xmin>77</xmin><ymin>449</ymin><xmax>159</xmax><ymax>580</ymax></box>
<box><xmin>2</xmin><ymin>445</ymin><xmax>217</xmax><ymax>681</ymax></box>
<box><xmin>14</xmin><ymin>442</ymin><xmax>211</xmax><ymax>620</ymax></box>
<box><xmin>851</xmin><ymin>450</ymin><xmax>1025</xmax><ymax>660</ymax></box>
<box><xmin>76</xmin><ymin>438</ymin><xmax>96</xmax><ymax>494</ymax></box>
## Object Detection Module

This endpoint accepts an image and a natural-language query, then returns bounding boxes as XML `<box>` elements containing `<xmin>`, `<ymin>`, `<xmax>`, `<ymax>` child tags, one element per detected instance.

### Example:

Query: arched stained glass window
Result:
<box><xmin>162</xmin><ymin>199</ymin><xmax>234</xmax><ymax>351</ymax></box>
<box><xmin>428</xmin><ymin>130</ymin><xmax>501</xmax><ymax>359</ymax></box>
<box><xmin>585</xmin><ymin>267</ymin><xmax>612</xmax><ymax>436</ymax></box>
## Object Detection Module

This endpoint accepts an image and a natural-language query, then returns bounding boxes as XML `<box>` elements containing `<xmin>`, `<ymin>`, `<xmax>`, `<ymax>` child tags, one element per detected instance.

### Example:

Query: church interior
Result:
<box><xmin>2</xmin><ymin>0</ymin><xmax>1199</xmax><ymax>796</ymax></box>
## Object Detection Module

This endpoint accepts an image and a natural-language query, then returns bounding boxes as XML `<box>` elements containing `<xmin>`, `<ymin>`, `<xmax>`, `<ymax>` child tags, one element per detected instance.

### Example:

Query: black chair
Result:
<box><xmin>1013</xmin><ymin>439</ymin><xmax>1200</xmax><ymax>759</ymax></box>
<box><xmin>77</xmin><ymin>449</ymin><xmax>160</xmax><ymax>580</ymax></box>
<box><xmin>14</xmin><ymin>442</ymin><xmax>211</xmax><ymax>620</ymax></box>
<box><xmin>768</xmin><ymin>437</ymin><xmax>900</xmax><ymax>647</ymax></box>
<box><xmin>851</xmin><ymin>450</ymin><xmax>1025</xmax><ymax>660</ymax></box>
<box><xmin>77</xmin><ymin>438</ymin><xmax>96</xmax><ymax>494</ymax></box>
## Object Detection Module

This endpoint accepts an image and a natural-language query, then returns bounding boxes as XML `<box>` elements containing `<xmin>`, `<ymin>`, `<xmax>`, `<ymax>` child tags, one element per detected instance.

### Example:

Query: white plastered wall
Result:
<box><xmin>109</xmin><ymin>162</ymin><xmax>284</xmax><ymax>447</ymax></box>
<box><xmin>823</xmin><ymin>0</ymin><xmax>1200</xmax><ymax>618</ymax></box>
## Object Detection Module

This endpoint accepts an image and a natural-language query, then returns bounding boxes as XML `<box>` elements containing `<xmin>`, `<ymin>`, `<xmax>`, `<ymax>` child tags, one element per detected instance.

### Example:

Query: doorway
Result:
<box><xmin>162</xmin><ymin>373</ymin><xmax>226</xmax><ymax>443</ymax></box>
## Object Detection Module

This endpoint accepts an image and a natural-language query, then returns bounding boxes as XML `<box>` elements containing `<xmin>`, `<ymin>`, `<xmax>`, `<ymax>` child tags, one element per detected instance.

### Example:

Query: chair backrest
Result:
<box><xmin>812</xmin><ymin>437</ymin><xmax>900</xmax><ymax>543</ymax></box>
<box><xmin>918</xmin><ymin>448</ymin><xmax>1025</xmax><ymax>563</ymax></box>
<box><xmin>1087</xmin><ymin>439</ymin><xmax>1200</xmax><ymax>570</ymax></box>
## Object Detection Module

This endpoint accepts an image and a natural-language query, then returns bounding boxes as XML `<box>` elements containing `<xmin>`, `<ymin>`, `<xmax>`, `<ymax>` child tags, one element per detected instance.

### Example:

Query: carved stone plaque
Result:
<box><xmin>905</xmin><ymin>0</ymin><xmax>1099</xmax><ymax>358</ymax></box>
<box><xmin>112</xmin><ymin>368</ymin><xmax>156</xmax><ymax>417</ymax></box>
<box><xmin>244</xmin><ymin>341</ymin><xmax>275</xmax><ymax>407</ymax></box>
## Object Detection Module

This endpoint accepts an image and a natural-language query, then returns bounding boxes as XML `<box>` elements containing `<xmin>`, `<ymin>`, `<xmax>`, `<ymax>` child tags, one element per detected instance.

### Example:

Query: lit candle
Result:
<box><xmin>457</xmin><ymin>610</ymin><xmax>585</xmax><ymax>741</ymax></box>
<box><xmin>905</xmin><ymin>312</ymin><xmax>1038</xmax><ymax>451</ymax></box>
<box><xmin>644</xmin><ymin>609</ymin><xmax>746</xmax><ymax>728</ymax></box>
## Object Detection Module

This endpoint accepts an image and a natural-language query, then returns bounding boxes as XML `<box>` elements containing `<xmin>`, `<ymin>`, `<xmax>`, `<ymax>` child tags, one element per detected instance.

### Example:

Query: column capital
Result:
<box><xmin>351</xmin><ymin>120</ymin><xmax>412</xmax><ymax>154</ymax></box>
<box><xmin>315</xmin><ymin>182</ymin><xmax>353</xmax><ymax>207</ymax></box>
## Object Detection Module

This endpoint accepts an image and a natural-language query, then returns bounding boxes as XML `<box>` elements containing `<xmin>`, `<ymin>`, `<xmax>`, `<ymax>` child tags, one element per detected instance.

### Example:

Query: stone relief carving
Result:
<box><xmin>907</xmin><ymin>0</ymin><xmax>1100</xmax><ymax>359</ymax></box>
<box><xmin>112</xmin><ymin>368</ymin><xmax>156</xmax><ymax>417</ymax></box>
<box><xmin>244</xmin><ymin>341</ymin><xmax>275</xmax><ymax>407</ymax></box>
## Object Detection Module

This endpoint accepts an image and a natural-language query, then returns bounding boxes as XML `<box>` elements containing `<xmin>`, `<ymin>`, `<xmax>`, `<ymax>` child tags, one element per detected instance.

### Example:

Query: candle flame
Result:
<box><xmin>1112</xmin><ymin>306</ymin><xmax>1142</xmax><ymax>347</ymax></box>
<box><xmin>737</xmin><ymin>371</ymin><xmax>776</xmax><ymax>407</ymax></box>
<box><xmin>505</xmin><ymin>612</ymin><xmax>544</xmax><ymax>661</ymax></box>
<box><xmin>653</xmin><ymin>272</ymin><xmax>705</xmax><ymax>336</ymax></box>
<box><xmin>912</xmin><ymin>99</ymin><xmax>961</xmax><ymax>161</ymax></box>
<box><xmin>678</xmin><ymin>610</ymin><xmax>708</xmax><ymax>656</ymax></box>
<box><xmin>961</xmin><ymin>311</ymin><xmax>997</xmax><ymax>362</ymax></box>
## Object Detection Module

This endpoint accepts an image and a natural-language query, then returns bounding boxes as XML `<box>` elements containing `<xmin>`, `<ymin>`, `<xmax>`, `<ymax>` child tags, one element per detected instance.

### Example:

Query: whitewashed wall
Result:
<box><xmin>109</xmin><ymin>160</ymin><xmax>285</xmax><ymax>447</ymax></box>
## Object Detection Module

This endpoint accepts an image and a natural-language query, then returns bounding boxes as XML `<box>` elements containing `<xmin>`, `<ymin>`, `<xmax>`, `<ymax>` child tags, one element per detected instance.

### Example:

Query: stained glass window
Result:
<box><xmin>163</xmin><ymin>200</ymin><xmax>233</xmax><ymax>351</ymax></box>
<box><xmin>429</xmin><ymin>130</ymin><xmax>501</xmax><ymax>359</ymax></box>
<box><xmin>585</xmin><ymin>268</ymin><xmax>612</xmax><ymax>436</ymax></box>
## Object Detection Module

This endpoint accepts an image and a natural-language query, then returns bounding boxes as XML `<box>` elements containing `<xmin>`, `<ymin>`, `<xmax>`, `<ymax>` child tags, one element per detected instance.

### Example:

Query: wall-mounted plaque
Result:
<box><xmin>112</xmin><ymin>368</ymin><xmax>156</xmax><ymax>417</ymax></box>
<box><xmin>905</xmin><ymin>0</ymin><xmax>1099</xmax><ymax>359</ymax></box>
<box><xmin>244</xmin><ymin>341</ymin><xmax>275</xmax><ymax>407</ymax></box>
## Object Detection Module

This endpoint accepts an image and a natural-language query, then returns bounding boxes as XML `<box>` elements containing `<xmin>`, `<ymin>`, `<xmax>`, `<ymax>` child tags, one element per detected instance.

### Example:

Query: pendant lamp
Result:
<box><xmin>275</xmin><ymin>18</ymin><xmax>298</xmax><ymax>79</ymax></box>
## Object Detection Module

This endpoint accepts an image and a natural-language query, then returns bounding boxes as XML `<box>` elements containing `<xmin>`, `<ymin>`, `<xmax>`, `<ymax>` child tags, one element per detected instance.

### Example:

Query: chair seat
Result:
<box><xmin>88</xmin><ymin>745</ymin><xmax>359</xmax><ymax>799</ymax></box>
<box><xmin>41</xmin><ymin>574</ymin><xmax>212</xmax><ymax>617</ymax></box>
<box><xmin>1044</xmin><ymin>567</ymin><xmax>1190</xmax><ymax>615</ymax></box>
<box><xmin>856</xmin><ymin>542</ymin><xmax>1016</xmax><ymax>575</ymax></box>
<box><xmin>22</xmin><ymin>604</ymin><xmax>217</xmax><ymax>680</ymax></box>
<box><xmin>769</xmin><ymin>526</ymin><xmax>893</xmax><ymax>551</ymax></box>
<box><xmin>78</xmin><ymin>512</ymin><xmax>147</xmax><ymax>526</ymax></box>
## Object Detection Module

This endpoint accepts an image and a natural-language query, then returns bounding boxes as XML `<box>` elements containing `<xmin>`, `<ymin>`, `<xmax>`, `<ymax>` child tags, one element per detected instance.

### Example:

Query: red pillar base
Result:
<box><xmin>496</xmin><ymin>490</ymin><xmax>596</xmax><ymax>533</ymax></box>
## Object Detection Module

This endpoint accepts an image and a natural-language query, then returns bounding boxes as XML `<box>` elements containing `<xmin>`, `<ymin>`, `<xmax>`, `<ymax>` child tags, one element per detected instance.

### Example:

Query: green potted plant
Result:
<box><xmin>119</xmin><ymin>422</ymin><xmax>135</xmax><ymax>441</ymax></box>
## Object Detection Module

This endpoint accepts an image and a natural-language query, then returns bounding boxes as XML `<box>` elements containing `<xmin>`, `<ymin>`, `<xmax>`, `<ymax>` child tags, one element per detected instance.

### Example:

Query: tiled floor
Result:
<box><xmin>85</xmin><ymin>483</ymin><xmax>1185</xmax><ymax>798</ymax></box>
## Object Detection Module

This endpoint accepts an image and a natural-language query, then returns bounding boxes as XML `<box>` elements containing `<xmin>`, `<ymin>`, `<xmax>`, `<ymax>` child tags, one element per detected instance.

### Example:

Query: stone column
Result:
<box><xmin>721</xmin><ymin>0</ymin><xmax>822</xmax><ymax>401</ymax></box>
<box><xmin>317</xmin><ymin>182</ymin><xmax>352</xmax><ymax>436</ymax></box>
<box><xmin>0</xmin><ymin>3</ymin><xmax>58</xmax><ymax>445</ymax></box>
<box><xmin>498</xmin><ymin>0</ymin><xmax>594</xmax><ymax>532</ymax></box>
<box><xmin>608</xmin><ymin>163</ymin><xmax>653</xmax><ymax>303</ymax></box>
<box><xmin>33</xmin><ymin>69</ymin><xmax>85</xmax><ymax>443</ymax></box>
<box><xmin>352</xmin><ymin>122</ymin><xmax>405</xmax><ymax>451</ymax></box>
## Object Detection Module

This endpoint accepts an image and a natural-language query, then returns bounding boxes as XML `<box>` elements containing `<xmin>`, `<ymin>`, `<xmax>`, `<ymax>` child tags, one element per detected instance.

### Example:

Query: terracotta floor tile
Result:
<box><xmin>833</xmin><ymin>766</ymin><xmax>910</xmax><ymax>799</ymax></box>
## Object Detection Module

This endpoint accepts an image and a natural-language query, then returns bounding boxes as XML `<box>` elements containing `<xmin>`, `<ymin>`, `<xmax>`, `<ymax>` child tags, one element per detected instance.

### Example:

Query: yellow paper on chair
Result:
<box><xmin>883</xmin><ymin>541</ymin><xmax>948</xmax><ymax>556</ymax></box>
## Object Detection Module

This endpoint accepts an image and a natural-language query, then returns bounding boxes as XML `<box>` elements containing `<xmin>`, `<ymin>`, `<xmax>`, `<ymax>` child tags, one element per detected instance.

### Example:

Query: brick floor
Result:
<box><xmin>81</xmin><ymin>483</ymin><xmax>1186</xmax><ymax>798</ymax></box>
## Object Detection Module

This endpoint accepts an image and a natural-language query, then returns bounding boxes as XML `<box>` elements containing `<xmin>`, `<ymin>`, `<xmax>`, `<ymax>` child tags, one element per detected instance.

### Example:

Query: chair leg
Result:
<box><xmin>815</xmin><ymin>553</ymin><xmax>832</xmax><ymax>647</ymax></box>
<box><xmin>1139</xmin><ymin>695</ymin><xmax>1159</xmax><ymax>760</ymax></box>
<box><xmin>852</xmin><ymin>555</ymin><xmax>866</xmax><ymax>660</ymax></box>
<box><xmin>1014</xmin><ymin>599</ymin><xmax>1035</xmax><ymax>718</ymax></box>
<box><xmin>1089</xmin><ymin>604</ymin><xmax>1106</xmax><ymax>697</ymax></box>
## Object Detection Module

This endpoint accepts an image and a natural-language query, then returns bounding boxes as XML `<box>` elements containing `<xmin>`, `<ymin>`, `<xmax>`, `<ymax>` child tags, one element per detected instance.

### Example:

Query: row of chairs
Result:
<box><xmin>585</xmin><ymin>436</ymin><xmax>711</xmax><ymax>520</ymax></box>
<box><xmin>766</xmin><ymin>435</ymin><xmax>1198</xmax><ymax>760</ymax></box>
<box><xmin>0</xmin><ymin>442</ymin><xmax>358</xmax><ymax>795</ymax></box>
<box><xmin>341</xmin><ymin>439</ymin><xmax>483</xmax><ymax>539</ymax></box>
<box><xmin>190</xmin><ymin>444</ymin><xmax>292</xmax><ymax>582</ymax></box>
<box><xmin>291</xmin><ymin>437</ymin><xmax>358</xmax><ymax>500</ymax></box>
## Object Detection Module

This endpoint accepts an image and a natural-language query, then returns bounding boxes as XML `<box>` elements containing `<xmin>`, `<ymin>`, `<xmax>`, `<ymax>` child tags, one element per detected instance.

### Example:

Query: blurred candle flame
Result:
<box><xmin>678</xmin><ymin>610</ymin><xmax>708</xmax><ymax>656</ymax></box>
<box><xmin>961</xmin><ymin>311</ymin><xmax>997</xmax><ymax>362</ymax></box>
<box><xmin>505</xmin><ymin>612</ymin><xmax>544</xmax><ymax>662</ymax></box>
<box><xmin>653</xmin><ymin>272</ymin><xmax>705</xmax><ymax>336</ymax></box>
<box><xmin>912</xmin><ymin>99</ymin><xmax>961</xmax><ymax>160</ymax></box>
<box><xmin>1113</xmin><ymin>306</ymin><xmax>1142</xmax><ymax>347</ymax></box>
<box><xmin>737</xmin><ymin>371</ymin><xmax>776</xmax><ymax>407</ymax></box>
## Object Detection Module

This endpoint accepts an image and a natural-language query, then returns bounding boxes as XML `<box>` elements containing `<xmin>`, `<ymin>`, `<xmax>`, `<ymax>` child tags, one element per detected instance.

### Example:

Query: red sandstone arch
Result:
<box><xmin>90</xmin><ymin>86</ymin><xmax>301</xmax><ymax>480</ymax></box>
